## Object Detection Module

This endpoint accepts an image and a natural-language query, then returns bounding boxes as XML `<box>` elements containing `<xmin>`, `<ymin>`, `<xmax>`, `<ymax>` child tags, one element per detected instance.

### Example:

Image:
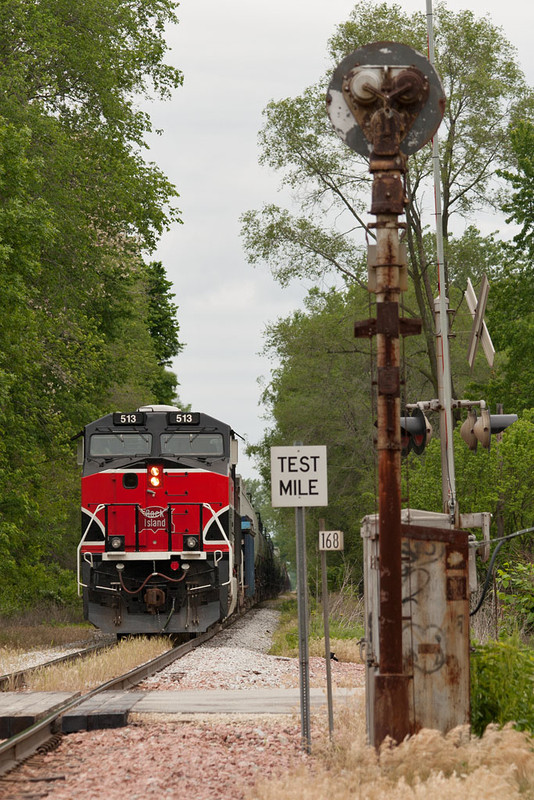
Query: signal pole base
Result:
<box><xmin>373</xmin><ymin>674</ymin><xmax>414</xmax><ymax>747</ymax></box>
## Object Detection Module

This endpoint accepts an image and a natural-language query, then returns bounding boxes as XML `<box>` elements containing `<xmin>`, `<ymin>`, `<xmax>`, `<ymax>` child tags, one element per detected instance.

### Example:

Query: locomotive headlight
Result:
<box><xmin>184</xmin><ymin>535</ymin><xmax>199</xmax><ymax>551</ymax></box>
<box><xmin>147</xmin><ymin>464</ymin><xmax>163</xmax><ymax>488</ymax></box>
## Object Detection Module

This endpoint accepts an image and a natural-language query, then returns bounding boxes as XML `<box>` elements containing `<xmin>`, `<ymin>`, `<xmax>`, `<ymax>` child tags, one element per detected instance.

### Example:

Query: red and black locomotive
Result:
<box><xmin>77</xmin><ymin>405</ymin><xmax>283</xmax><ymax>635</ymax></box>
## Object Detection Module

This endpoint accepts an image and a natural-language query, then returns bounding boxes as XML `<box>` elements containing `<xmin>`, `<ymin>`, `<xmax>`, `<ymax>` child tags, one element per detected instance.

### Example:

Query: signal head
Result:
<box><xmin>460</xmin><ymin>409</ymin><xmax>478</xmax><ymax>451</ymax></box>
<box><xmin>473</xmin><ymin>409</ymin><xmax>518</xmax><ymax>450</ymax></box>
<box><xmin>400</xmin><ymin>408</ymin><xmax>432</xmax><ymax>456</ymax></box>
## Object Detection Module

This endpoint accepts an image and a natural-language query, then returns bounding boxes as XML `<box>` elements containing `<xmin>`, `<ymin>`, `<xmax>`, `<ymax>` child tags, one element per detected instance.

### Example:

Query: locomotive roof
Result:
<box><xmin>85</xmin><ymin>409</ymin><xmax>233</xmax><ymax>435</ymax></box>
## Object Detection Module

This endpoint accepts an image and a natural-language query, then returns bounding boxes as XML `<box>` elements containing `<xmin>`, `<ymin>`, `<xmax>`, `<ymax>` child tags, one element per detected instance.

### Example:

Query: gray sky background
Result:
<box><xmin>146</xmin><ymin>0</ymin><xmax>534</xmax><ymax>481</ymax></box>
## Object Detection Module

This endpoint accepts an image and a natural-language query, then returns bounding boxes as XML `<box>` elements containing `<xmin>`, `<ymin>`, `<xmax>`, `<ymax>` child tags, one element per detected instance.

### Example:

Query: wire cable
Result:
<box><xmin>469</xmin><ymin>526</ymin><xmax>534</xmax><ymax>616</ymax></box>
<box><xmin>469</xmin><ymin>525</ymin><xmax>534</xmax><ymax>549</ymax></box>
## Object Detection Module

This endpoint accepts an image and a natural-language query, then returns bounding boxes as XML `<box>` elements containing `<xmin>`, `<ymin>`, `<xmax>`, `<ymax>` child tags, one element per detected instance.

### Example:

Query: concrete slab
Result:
<box><xmin>132</xmin><ymin>688</ymin><xmax>363</xmax><ymax>715</ymax></box>
<box><xmin>1</xmin><ymin>688</ymin><xmax>365</xmax><ymax>736</ymax></box>
<box><xmin>61</xmin><ymin>692</ymin><xmax>146</xmax><ymax>733</ymax></box>
<box><xmin>62</xmin><ymin>688</ymin><xmax>364</xmax><ymax>731</ymax></box>
<box><xmin>0</xmin><ymin>692</ymin><xmax>77</xmax><ymax>738</ymax></box>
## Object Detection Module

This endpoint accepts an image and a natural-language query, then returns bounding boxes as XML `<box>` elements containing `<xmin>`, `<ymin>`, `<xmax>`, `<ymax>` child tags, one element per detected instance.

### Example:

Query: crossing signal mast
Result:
<box><xmin>394</xmin><ymin>1</ymin><xmax>518</xmax><ymax>481</ymax></box>
<box><xmin>424</xmin><ymin>0</ymin><xmax>516</xmax><ymax>508</ymax></box>
<box><xmin>327</xmin><ymin>7</ymin><xmax>517</xmax><ymax>747</ymax></box>
<box><xmin>328</xmin><ymin>38</ymin><xmax>451</xmax><ymax>746</ymax></box>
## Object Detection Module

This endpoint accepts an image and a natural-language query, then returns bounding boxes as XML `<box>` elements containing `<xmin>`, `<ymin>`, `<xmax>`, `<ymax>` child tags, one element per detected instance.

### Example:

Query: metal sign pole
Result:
<box><xmin>426</xmin><ymin>0</ymin><xmax>457</xmax><ymax>523</ymax></box>
<box><xmin>318</xmin><ymin>525</ymin><xmax>344</xmax><ymax>739</ymax></box>
<box><xmin>319</xmin><ymin>519</ymin><xmax>334</xmax><ymax>739</ymax></box>
<box><xmin>295</xmin><ymin>504</ymin><xmax>311</xmax><ymax>753</ymax></box>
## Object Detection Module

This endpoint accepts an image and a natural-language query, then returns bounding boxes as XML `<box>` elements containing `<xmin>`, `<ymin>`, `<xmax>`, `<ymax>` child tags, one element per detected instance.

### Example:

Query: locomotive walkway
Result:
<box><xmin>0</xmin><ymin>687</ymin><xmax>363</xmax><ymax>734</ymax></box>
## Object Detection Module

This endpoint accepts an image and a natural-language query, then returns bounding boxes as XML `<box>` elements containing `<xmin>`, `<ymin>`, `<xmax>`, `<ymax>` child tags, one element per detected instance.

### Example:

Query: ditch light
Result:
<box><xmin>183</xmin><ymin>535</ymin><xmax>200</xmax><ymax>551</ymax></box>
<box><xmin>106</xmin><ymin>535</ymin><xmax>125</xmax><ymax>552</ymax></box>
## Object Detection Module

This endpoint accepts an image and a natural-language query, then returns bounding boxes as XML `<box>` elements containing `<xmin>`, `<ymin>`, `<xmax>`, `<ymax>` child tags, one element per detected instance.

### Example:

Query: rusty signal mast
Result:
<box><xmin>327</xmin><ymin>42</ymin><xmax>447</xmax><ymax>745</ymax></box>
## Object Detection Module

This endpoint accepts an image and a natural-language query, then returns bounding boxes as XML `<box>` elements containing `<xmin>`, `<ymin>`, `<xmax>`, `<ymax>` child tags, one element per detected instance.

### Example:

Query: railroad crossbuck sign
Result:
<box><xmin>270</xmin><ymin>446</ymin><xmax>328</xmax><ymax>507</ymax></box>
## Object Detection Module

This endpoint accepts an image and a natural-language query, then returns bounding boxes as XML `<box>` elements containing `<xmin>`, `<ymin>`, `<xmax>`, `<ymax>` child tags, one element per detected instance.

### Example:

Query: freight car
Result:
<box><xmin>77</xmin><ymin>406</ymin><xmax>285</xmax><ymax>635</ymax></box>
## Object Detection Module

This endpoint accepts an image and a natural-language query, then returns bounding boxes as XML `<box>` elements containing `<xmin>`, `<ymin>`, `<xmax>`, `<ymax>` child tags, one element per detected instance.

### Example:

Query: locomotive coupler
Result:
<box><xmin>144</xmin><ymin>586</ymin><xmax>166</xmax><ymax>613</ymax></box>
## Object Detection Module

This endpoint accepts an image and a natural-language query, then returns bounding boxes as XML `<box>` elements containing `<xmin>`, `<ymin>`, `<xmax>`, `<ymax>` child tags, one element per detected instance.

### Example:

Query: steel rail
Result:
<box><xmin>0</xmin><ymin>616</ymin><xmax>233</xmax><ymax>776</ymax></box>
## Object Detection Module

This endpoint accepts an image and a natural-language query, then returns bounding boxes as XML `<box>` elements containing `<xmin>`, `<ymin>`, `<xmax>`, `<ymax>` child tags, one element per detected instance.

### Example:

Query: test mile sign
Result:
<box><xmin>270</xmin><ymin>446</ymin><xmax>328</xmax><ymax>507</ymax></box>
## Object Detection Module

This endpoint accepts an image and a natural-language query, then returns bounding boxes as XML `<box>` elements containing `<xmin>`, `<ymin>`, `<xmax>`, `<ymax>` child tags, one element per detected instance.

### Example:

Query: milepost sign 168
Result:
<box><xmin>270</xmin><ymin>445</ymin><xmax>328</xmax><ymax>508</ymax></box>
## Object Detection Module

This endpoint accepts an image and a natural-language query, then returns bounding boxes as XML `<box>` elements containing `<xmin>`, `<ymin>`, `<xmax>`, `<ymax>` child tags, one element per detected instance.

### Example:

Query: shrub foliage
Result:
<box><xmin>471</xmin><ymin>636</ymin><xmax>534</xmax><ymax>736</ymax></box>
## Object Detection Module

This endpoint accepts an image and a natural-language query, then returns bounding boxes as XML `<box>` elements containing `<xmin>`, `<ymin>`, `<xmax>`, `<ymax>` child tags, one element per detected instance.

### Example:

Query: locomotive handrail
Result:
<box><xmin>201</xmin><ymin>502</ymin><xmax>231</xmax><ymax>548</ymax></box>
<box><xmin>77</xmin><ymin>503</ymin><xmax>105</xmax><ymax>594</ymax></box>
<box><xmin>202</xmin><ymin>502</ymin><xmax>235</xmax><ymax>612</ymax></box>
<box><xmin>202</xmin><ymin>502</ymin><xmax>232</xmax><ymax>579</ymax></box>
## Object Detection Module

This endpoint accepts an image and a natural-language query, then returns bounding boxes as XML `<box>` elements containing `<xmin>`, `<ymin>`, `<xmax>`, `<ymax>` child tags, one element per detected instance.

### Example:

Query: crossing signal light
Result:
<box><xmin>460</xmin><ymin>409</ymin><xmax>478</xmax><ymax>451</ymax></box>
<box><xmin>460</xmin><ymin>409</ymin><xmax>517</xmax><ymax>450</ymax></box>
<box><xmin>400</xmin><ymin>408</ymin><xmax>432</xmax><ymax>456</ymax></box>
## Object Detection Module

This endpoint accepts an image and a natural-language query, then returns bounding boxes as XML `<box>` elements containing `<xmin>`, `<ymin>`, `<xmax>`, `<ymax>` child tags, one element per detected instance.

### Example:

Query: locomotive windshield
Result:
<box><xmin>160</xmin><ymin>433</ymin><xmax>224</xmax><ymax>457</ymax></box>
<box><xmin>89</xmin><ymin>433</ymin><xmax>152</xmax><ymax>456</ymax></box>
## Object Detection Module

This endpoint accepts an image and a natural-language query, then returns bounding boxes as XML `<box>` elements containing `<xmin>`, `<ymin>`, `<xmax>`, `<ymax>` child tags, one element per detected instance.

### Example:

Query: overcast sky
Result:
<box><xmin>146</xmin><ymin>0</ymin><xmax>534</xmax><ymax>481</ymax></box>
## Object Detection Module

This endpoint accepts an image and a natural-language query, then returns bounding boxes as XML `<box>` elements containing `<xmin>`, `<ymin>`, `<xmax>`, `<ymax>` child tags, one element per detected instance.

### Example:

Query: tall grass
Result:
<box><xmin>0</xmin><ymin>624</ymin><xmax>97</xmax><ymax>652</ymax></box>
<box><xmin>269</xmin><ymin>592</ymin><xmax>364</xmax><ymax>662</ymax></box>
<box><xmin>250</xmin><ymin>706</ymin><xmax>534</xmax><ymax>799</ymax></box>
<box><xmin>0</xmin><ymin>602</ymin><xmax>84</xmax><ymax>629</ymax></box>
<box><xmin>0</xmin><ymin>601</ymin><xmax>94</xmax><ymax>652</ymax></box>
<box><xmin>25</xmin><ymin>637</ymin><xmax>171</xmax><ymax>692</ymax></box>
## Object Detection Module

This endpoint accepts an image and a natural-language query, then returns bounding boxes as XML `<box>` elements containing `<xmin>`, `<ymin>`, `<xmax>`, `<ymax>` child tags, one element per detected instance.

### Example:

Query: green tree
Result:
<box><xmin>241</xmin><ymin>1</ymin><xmax>531</xmax><ymax>395</ymax></box>
<box><xmin>406</xmin><ymin>411</ymin><xmax>534</xmax><ymax>546</ymax></box>
<box><xmin>248</xmin><ymin>270</ymin><xmax>493</xmax><ymax>581</ymax></box>
<box><xmin>0</xmin><ymin>0</ymin><xmax>184</xmax><ymax>613</ymax></box>
<box><xmin>250</xmin><ymin>285</ymin><xmax>390</xmax><ymax>585</ymax></box>
<box><xmin>500</xmin><ymin>119</ymin><xmax>534</xmax><ymax>253</ymax></box>
<box><xmin>477</xmin><ymin>119</ymin><xmax>534</xmax><ymax>411</ymax></box>
<box><xmin>144</xmin><ymin>261</ymin><xmax>183</xmax><ymax>404</ymax></box>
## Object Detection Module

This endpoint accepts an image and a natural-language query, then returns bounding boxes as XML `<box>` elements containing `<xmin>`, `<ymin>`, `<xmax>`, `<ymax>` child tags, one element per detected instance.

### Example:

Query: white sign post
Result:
<box><xmin>318</xmin><ymin>524</ymin><xmax>345</xmax><ymax>739</ymax></box>
<box><xmin>271</xmin><ymin>445</ymin><xmax>328</xmax><ymax>753</ymax></box>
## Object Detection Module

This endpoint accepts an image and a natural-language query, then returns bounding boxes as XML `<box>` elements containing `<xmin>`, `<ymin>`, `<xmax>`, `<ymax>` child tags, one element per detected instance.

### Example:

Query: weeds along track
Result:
<box><xmin>0</xmin><ymin>641</ymin><xmax>119</xmax><ymax>692</ymax></box>
<box><xmin>0</xmin><ymin>615</ymin><xmax>236</xmax><ymax>776</ymax></box>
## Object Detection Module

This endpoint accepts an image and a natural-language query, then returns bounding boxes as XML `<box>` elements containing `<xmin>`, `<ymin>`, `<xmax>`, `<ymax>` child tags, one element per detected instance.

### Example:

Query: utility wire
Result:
<box><xmin>469</xmin><ymin>526</ymin><xmax>534</xmax><ymax>617</ymax></box>
<box><xmin>469</xmin><ymin>525</ymin><xmax>534</xmax><ymax>548</ymax></box>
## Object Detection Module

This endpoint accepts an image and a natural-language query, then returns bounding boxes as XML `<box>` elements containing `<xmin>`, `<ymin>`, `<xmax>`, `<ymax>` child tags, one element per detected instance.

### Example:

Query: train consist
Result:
<box><xmin>77</xmin><ymin>406</ymin><xmax>286</xmax><ymax>635</ymax></box>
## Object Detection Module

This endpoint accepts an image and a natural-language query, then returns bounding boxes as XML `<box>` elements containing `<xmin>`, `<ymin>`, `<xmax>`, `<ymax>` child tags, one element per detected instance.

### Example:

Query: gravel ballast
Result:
<box><xmin>140</xmin><ymin>606</ymin><xmax>364</xmax><ymax>691</ymax></box>
<box><xmin>0</xmin><ymin>606</ymin><xmax>364</xmax><ymax>799</ymax></box>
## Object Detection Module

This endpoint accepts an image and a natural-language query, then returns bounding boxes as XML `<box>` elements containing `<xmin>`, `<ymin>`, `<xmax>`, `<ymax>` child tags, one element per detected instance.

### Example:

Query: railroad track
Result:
<box><xmin>0</xmin><ymin>640</ymin><xmax>117</xmax><ymax>692</ymax></box>
<box><xmin>0</xmin><ymin>617</ymin><xmax>234</xmax><ymax>776</ymax></box>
